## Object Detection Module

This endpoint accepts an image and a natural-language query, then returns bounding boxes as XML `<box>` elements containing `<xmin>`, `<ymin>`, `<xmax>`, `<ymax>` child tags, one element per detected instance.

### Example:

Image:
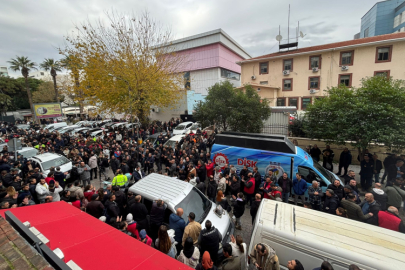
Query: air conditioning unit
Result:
<box><xmin>341</xmin><ymin>66</ymin><xmax>349</xmax><ymax>71</ymax></box>
<box><xmin>309</xmin><ymin>89</ymin><xmax>318</xmax><ymax>94</ymax></box>
<box><xmin>283</xmin><ymin>70</ymin><xmax>290</xmax><ymax>76</ymax></box>
<box><xmin>312</xmin><ymin>67</ymin><xmax>319</xmax><ymax>73</ymax></box>
<box><xmin>251</xmin><ymin>75</ymin><xmax>256</xmax><ymax>80</ymax></box>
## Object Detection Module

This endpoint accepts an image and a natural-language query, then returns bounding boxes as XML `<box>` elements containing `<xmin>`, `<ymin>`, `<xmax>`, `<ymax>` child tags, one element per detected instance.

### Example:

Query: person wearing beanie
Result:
<box><xmin>86</xmin><ymin>194</ymin><xmax>105</xmax><ymax>219</ymax></box>
<box><xmin>139</xmin><ymin>229</ymin><xmax>152</xmax><ymax>246</ymax></box>
<box><xmin>126</xmin><ymin>214</ymin><xmax>140</xmax><ymax>239</ymax></box>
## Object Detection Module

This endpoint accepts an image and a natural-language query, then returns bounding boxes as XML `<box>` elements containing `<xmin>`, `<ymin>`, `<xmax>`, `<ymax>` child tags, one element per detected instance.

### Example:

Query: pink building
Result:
<box><xmin>151</xmin><ymin>29</ymin><xmax>251</xmax><ymax>120</ymax></box>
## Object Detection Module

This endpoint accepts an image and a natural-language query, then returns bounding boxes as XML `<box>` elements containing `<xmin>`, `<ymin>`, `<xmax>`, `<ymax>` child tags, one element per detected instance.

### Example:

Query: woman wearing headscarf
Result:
<box><xmin>195</xmin><ymin>251</ymin><xmax>218</xmax><ymax>270</ymax></box>
<box><xmin>177</xmin><ymin>237</ymin><xmax>200</xmax><ymax>268</ymax></box>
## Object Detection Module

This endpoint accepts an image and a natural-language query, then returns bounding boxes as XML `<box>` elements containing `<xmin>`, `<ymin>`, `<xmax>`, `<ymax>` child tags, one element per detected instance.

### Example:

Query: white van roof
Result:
<box><xmin>128</xmin><ymin>173</ymin><xmax>192</xmax><ymax>210</ymax></box>
<box><xmin>258</xmin><ymin>200</ymin><xmax>405</xmax><ymax>269</ymax></box>
<box><xmin>168</xmin><ymin>135</ymin><xmax>184</xmax><ymax>142</ymax></box>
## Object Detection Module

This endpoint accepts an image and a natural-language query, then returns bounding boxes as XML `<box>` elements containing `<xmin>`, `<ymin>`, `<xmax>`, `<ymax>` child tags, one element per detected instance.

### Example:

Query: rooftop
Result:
<box><xmin>240</xmin><ymin>32</ymin><xmax>405</xmax><ymax>63</ymax></box>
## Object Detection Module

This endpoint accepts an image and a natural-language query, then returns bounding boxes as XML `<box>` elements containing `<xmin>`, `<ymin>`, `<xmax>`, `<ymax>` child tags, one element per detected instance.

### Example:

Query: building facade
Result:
<box><xmin>355</xmin><ymin>0</ymin><xmax>405</xmax><ymax>39</ymax></box>
<box><xmin>150</xmin><ymin>29</ymin><xmax>251</xmax><ymax>121</ymax></box>
<box><xmin>238</xmin><ymin>32</ymin><xmax>405</xmax><ymax>111</ymax></box>
<box><xmin>0</xmin><ymin>66</ymin><xmax>9</xmax><ymax>77</ymax></box>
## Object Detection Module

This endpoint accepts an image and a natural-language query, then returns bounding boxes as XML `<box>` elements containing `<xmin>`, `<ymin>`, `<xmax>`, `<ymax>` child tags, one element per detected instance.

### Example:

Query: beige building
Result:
<box><xmin>238</xmin><ymin>32</ymin><xmax>405</xmax><ymax>110</ymax></box>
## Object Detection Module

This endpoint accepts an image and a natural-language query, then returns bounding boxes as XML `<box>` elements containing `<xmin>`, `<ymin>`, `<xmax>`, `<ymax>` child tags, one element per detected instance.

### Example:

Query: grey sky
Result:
<box><xmin>1</xmin><ymin>0</ymin><xmax>379</xmax><ymax>76</ymax></box>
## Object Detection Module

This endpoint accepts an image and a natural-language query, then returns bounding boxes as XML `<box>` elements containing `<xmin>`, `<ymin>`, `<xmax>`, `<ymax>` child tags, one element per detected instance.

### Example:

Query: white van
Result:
<box><xmin>163</xmin><ymin>135</ymin><xmax>184</xmax><ymax>149</ymax></box>
<box><xmin>249</xmin><ymin>199</ymin><xmax>405</xmax><ymax>270</ymax></box>
<box><xmin>43</xmin><ymin>122</ymin><xmax>67</xmax><ymax>132</ymax></box>
<box><xmin>129</xmin><ymin>173</ymin><xmax>234</xmax><ymax>257</ymax></box>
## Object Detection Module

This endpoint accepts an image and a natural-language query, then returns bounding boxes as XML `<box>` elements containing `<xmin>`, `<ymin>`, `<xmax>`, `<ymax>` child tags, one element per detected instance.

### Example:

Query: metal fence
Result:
<box><xmin>261</xmin><ymin>124</ymin><xmax>289</xmax><ymax>136</ymax></box>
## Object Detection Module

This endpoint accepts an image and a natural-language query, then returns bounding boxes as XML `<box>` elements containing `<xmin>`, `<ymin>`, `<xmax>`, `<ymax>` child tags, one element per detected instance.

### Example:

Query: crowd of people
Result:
<box><xmin>0</xmin><ymin>119</ymin><xmax>403</xmax><ymax>269</ymax></box>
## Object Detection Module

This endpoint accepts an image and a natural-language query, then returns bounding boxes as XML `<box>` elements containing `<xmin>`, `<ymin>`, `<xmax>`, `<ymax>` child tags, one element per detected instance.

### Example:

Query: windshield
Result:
<box><xmin>19</xmin><ymin>149</ymin><xmax>38</xmax><ymax>159</ymax></box>
<box><xmin>41</xmin><ymin>156</ymin><xmax>70</xmax><ymax>171</ymax></box>
<box><xmin>190</xmin><ymin>124</ymin><xmax>200</xmax><ymax>130</ymax></box>
<box><xmin>174</xmin><ymin>124</ymin><xmax>186</xmax><ymax>130</ymax></box>
<box><xmin>313</xmin><ymin>161</ymin><xmax>335</xmax><ymax>182</ymax></box>
<box><xmin>175</xmin><ymin>188</ymin><xmax>211</xmax><ymax>223</ymax></box>
<box><xmin>164</xmin><ymin>140</ymin><xmax>177</xmax><ymax>149</ymax></box>
<box><xmin>148</xmin><ymin>137</ymin><xmax>157</xmax><ymax>145</ymax></box>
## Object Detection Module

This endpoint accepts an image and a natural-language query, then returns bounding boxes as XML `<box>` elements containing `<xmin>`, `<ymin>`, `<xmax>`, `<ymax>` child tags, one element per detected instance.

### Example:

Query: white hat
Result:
<box><xmin>126</xmin><ymin>213</ymin><xmax>133</xmax><ymax>223</ymax></box>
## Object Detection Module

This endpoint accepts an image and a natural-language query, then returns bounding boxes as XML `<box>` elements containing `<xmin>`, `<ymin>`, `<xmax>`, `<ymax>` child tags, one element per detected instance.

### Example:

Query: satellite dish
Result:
<box><xmin>276</xmin><ymin>35</ymin><xmax>283</xmax><ymax>41</ymax></box>
<box><xmin>300</xmin><ymin>31</ymin><xmax>305</xmax><ymax>38</ymax></box>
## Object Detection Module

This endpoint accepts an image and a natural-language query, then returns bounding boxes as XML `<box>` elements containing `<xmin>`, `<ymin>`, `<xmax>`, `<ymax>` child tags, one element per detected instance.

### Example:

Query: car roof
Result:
<box><xmin>18</xmin><ymin>147</ymin><xmax>36</xmax><ymax>153</ymax></box>
<box><xmin>30</xmin><ymin>153</ymin><xmax>64</xmax><ymax>162</ymax></box>
<box><xmin>129</xmin><ymin>173</ymin><xmax>192</xmax><ymax>209</ymax></box>
<box><xmin>168</xmin><ymin>135</ymin><xmax>184</xmax><ymax>141</ymax></box>
<box><xmin>178</xmin><ymin>121</ymin><xmax>193</xmax><ymax>126</ymax></box>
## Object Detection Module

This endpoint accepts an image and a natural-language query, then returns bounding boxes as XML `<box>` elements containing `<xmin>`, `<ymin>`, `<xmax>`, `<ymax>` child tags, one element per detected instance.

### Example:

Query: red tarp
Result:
<box><xmin>0</xmin><ymin>202</ymin><xmax>192</xmax><ymax>270</ymax></box>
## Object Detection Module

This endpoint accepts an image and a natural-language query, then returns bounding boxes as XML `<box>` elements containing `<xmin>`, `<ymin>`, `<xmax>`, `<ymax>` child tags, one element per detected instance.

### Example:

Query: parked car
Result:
<box><xmin>186</xmin><ymin>122</ymin><xmax>201</xmax><ymax>134</ymax></box>
<box><xmin>173</xmin><ymin>121</ymin><xmax>193</xmax><ymax>135</ymax></box>
<box><xmin>163</xmin><ymin>135</ymin><xmax>184</xmax><ymax>150</ymax></box>
<box><xmin>16</xmin><ymin>124</ymin><xmax>31</xmax><ymax>130</ymax></box>
<box><xmin>29</xmin><ymin>153</ymin><xmax>72</xmax><ymax>179</ymax></box>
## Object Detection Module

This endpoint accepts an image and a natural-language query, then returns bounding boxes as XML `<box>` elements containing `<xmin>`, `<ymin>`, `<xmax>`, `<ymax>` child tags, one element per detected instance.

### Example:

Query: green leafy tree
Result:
<box><xmin>304</xmin><ymin>76</ymin><xmax>405</xmax><ymax>159</ymax></box>
<box><xmin>193</xmin><ymin>81</ymin><xmax>271</xmax><ymax>133</ymax></box>
<box><xmin>40</xmin><ymin>58</ymin><xmax>62</xmax><ymax>102</ymax></box>
<box><xmin>7</xmin><ymin>56</ymin><xmax>37</xmax><ymax>115</ymax></box>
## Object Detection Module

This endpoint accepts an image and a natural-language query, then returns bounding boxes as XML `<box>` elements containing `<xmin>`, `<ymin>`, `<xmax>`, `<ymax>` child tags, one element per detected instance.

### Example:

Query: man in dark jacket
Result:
<box><xmin>196</xmin><ymin>178</ymin><xmax>206</xmax><ymax>194</ymax></box>
<box><xmin>386</xmin><ymin>159</ymin><xmax>405</xmax><ymax>186</ymax></box>
<box><xmin>149</xmin><ymin>199</ymin><xmax>166</xmax><ymax>241</ymax></box>
<box><xmin>381</xmin><ymin>154</ymin><xmax>398</xmax><ymax>184</ymax></box>
<box><xmin>310</xmin><ymin>144</ymin><xmax>322</xmax><ymax>162</ymax></box>
<box><xmin>360</xmin><ymin>193</ymin><xmax>381</xmax><ymax>226</ymax></box>
<box><xmin>252</xmin><ymin>167</ymin><xmax>262</xmax><ymax>196</ymax></box>
<box><xmin>232</xmin><ymin>192</ymin><xmax>245</xmax><ymax>230</ymax></box>
<box><xmin>337</xmin><ymin>148</ymin><xmax>352</xmax><ymax>176</ymax></box>
<box><xmin>228</xmin><ymin>175</ymin><xmax>240</xmax><ymax>198</ymax></box>
<box><xmin>110</xmin><ymin>156</ymin><xmax>120</xmax><ymax>175</ymax></box>
<box><xmin>341</xmin><ymin>193</ymin><xmax>373</xmax><ymax>222</ymax></box>
<box><xmin>278</xmin><ymin>172</ymin><xmax>292</xmax><ymax>203</ymax></box>
<box><xmin>328</xmin><ymin>179</ymin><xmax>345</xmax><ymax>201</ymax></box>
<box><xmin>86</xmin><ymin>194</ymin><xmax>105</xmax><ymax>219</ymax></box>
<box><xmin>360</xmin><ymin>155</ymin><xmax>374</xmax><ymax>191</ymax></box>
<box><xmin>54</xmin><ymin>167</ymin><xmax>66</xmax><ymax>189</ymax></box>
<box><xmin>371</xmin><ymin>183</ymin><xmax>388</xmax><ymax>211</ymax></box>
<box><xmin>343</xmin><ymin>170</ymin><xmax>356</xmax><ymax>185</ymax></box>
<box><xmin>198</xmin><ymin>220</ymin><xmax>222</xmax><ymax>264</ymax></box>
<box><xmin>132</xmin><ymin>165</ymin><xmax>144</xmax><ymax>182</ymax></box>
<box><xmin>207</xmin><ymin>176</ymin><xmax>217</xmax><ymax>202</ymax></box>
<box><xmin>372</xmin><ymin>154</ymin><xmax>383</xmax><ymax>184</ymax></box>
<box><xmin>250</xmin><ymin>194</ymin><xmax>261</xmax><ymax>224</ymax></box>
<box><xmin>105</xmin><ymin>194</ymin><xmax>120</xmax><ymax>219</ymax></box>
<box><xmin>130</xmin><ymin>195</ymin><xmax>149</xmax><ymax>231</ymax></box>
<box><xmin>323</xmin><ymin>189</ymin><xmax>338</xmax><ymax>215</ymax></box>
<box><xmin>169</xmin><ymin>208</ymin><xmax>186</xmax><ymax>255</ymax></box>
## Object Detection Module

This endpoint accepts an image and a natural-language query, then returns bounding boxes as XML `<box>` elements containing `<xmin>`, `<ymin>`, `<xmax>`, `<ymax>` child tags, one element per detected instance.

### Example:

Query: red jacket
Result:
<box><xmin>206</xmin><ymin>163</ymin><xmax>214</xmax><ymax>178</ymax></box>
<box><xmin>45</xmin><ymin>177</ymin><xmax>55</xmax><ymax>185</ymax></box>
<box><xmin>84</xmin><ymin>190</ymin><xmax>96</xmax><ymax>202</ymax></box>
<box><xmin>141</xmin><ymin>235</ymin><xmax>152</xmax><ymax>246</ymax></box>
<box><xmin>270</xmin><ymin>190</ymin><xmax>282</xmax><ymax>200</ymax></box>
<box><xmin>127</xmin><ymin>222</ymin><xmax>140</xmax><ymax>239</ymax></box>
<box><xmin>244</xmin><ymin>178</ymin><xmax>255</xmax><ymax>195</ymax></box>
<box><xmin>378</xmin><ymin>211</ymin><xmax>401</xmax><ymax>232</ymax></box>
<box><xmin>263</xmin><ymin>182</ymin><xmax>272</xmax><ymax>199</ymax></box>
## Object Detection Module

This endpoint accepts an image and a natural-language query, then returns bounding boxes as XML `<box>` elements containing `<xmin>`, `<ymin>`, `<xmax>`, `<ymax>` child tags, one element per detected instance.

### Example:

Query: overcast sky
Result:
<box><xmin>1</xmin><ymin>0</ymin><xmax>380</xmax><ymax>76</ymax></box>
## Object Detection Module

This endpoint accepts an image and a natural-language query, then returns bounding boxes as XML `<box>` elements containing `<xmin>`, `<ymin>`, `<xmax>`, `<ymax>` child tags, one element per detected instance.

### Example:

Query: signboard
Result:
<box><xmin>7</xmin><ymin>138</ymin><xmax>22</xmax><ymax>152</ymax></box>
<box><xmin>33</xmin><ymin>103</ymin><xmax>63</xmax><ymax>119</ymax></box>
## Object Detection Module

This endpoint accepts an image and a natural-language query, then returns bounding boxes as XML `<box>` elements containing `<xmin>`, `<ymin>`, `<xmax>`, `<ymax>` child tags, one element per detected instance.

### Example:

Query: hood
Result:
<box><xmin>169</xmin><ymin>214</ymin><xmax>183</xmax><ymax>223</ymax></box>
<box><xmin>373</xmin><ymin>188</ymin><xmax>384</xmax><ymax>195</ymax></box>
<box><xmin>202</xmin><ymin>202</ymin><xmax>232</xmax><ymax>243</ymax></box>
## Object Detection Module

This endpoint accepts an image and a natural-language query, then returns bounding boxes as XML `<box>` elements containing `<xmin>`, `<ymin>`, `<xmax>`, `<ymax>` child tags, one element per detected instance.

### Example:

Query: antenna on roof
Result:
<box><xmin>278</xmin><ymin>5</ymin><xmax>299</xmax><ymax>52</ymax></box>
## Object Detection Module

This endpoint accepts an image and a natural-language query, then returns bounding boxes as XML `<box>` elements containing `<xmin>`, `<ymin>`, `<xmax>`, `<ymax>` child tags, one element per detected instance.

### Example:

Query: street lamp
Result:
<box><xmin>108</xmin><ymin>74</ymin><xmax>138</xmax><ymax>140</ymax></box>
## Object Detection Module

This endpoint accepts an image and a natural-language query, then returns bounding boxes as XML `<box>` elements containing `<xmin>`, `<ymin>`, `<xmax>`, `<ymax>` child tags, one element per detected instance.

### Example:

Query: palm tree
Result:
<box><xmin>40</xmin><ymin>58</ymin><xmax>62</xmax><ymax>102</ymax></box>
<box><xmin>60</xmin><ymin>55</ymin><xmax>84</xmax><ymax>114</ymax></box>
<box><xmin>8</xmin><ymin>56</ymin><xmax>37</xmax><ymax>115</ymax></box>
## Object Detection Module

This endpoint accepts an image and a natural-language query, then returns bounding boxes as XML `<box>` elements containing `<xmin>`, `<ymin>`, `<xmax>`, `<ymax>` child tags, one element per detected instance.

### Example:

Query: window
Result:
<box><xmin>184</xmin><ymin>72</ymin><xmax>190</xmax><ymax>89</ymax></box>
<box><xmin>308</xmin><ymin>77</ymin><xmax>320</xmax><ymax>90</ymax></box>
<box><xmin>338</xmin><ymin>74</ymin><xmax>352</xmax><ymax>87</ymax></box>
<box><xmin>260</xmin><ymin>62</ymin><xmax>268</xmax><ymax>74</ymax></box>
<box><xmin>364</xmin><ymin>27</ymin><xmax>369</xmax><ymax>38</ymax></box>
<box><xmin>220</xmin><ymin>68</ymin><xmax>240</xmax><ymax>80</ymax></box>
<box><xmin>40</xmin><ymin>72</ymin><xmax>44</xmax><ymax>75</ymax></box>
<box><xmin>289</xmin><ymin>97</ymin><xmax>298</xmax><ymax>108</ymax></box>
<box><xmin>374</xmin><ymin>70</ymin><xmax>390</xmax><ymax>79</ymax></box>
<box><xmin>309</xmin><ymin>55</ymin><xmax>321</xmax><ymax>69</ymax></box>
<box><xmin>340</xmin><ymin>51</ymin><xmax>354</xmax><ymax>66</ymax></box>
<box><xmin>260</xmin><ymin>81</ymin><xmax>268</xmax><ymax>85</ymax></box>
<box><xmin>283</xmin><ymin>59</ymin><xmax>293</xmax><ymax>71</ymax></box>
<box><xmin>375</xmin><ymin>46</ymin><xmax>392</xmax><ymax>63</ymax></box>
<box><xmin>301</xmin><ymin>97</ymin><xmax>312</xmax><ymax>110</ymax></box>
<box><xmin>277</xmin><ymin>98</ymin><xmax>286</xmax><ymax>106</ymax></box>
<box><xmin>282</xmin><ymin>78</ymin><xmax>293</xmax><ymax>91</ymax></box>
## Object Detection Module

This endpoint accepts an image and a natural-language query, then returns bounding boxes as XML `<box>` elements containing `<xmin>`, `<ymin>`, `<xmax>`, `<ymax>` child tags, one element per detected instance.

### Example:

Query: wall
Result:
<box><xmin>361</xmin><ymin>4</ymin><xmax>378</xmax><ymax>38</ymax></box>
<box><xmin>375</xmin><ymin>0</ymin><xmax>399</xmax><ymax>36</ymax></box>
<box><xmin>149</xmin><ymin>91</ymin><xmax>188</xmax><ymax>121</ymax></box>
<box><xmin>172</xmin><ymin>43</ymin><xmax>243</xmax><ymax>73</ymax></box>
<box><xmin>240</xmin><ymin>40</ymin><xmax>405</xmax><ymax>110</ymax></box>
<box><xmin>290</xmin><ymin>137</ymin><xmax>393</xmax><ymax>166</ymax></box>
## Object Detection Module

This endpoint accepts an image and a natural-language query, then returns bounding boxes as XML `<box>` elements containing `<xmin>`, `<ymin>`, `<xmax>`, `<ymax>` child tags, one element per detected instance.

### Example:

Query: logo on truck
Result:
<box><xmin>213</xmin><ymin>153</ymin><xmax>229</xmax><ymax>169</ymax></box>
<box><xmin>237</xmin><ymin>158</ymin><xmax>257</xmax><ymax>168</ymax></box>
